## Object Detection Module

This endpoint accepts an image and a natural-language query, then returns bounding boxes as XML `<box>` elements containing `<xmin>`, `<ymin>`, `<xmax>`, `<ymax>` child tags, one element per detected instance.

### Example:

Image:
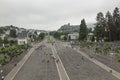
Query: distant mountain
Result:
<box><xmin>57</xmin><ymin>23</ymin><xmax>95</xmax><ymax>33</ymax></box>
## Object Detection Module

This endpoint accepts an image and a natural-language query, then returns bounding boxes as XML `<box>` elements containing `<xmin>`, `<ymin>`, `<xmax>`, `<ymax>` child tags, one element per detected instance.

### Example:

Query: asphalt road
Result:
<box><xmin>80</xmin><ymin>47</ymin><xmax>120</xmax><ymax>73</ymax></box>
<box><xmin>9</xmin><ymin>37</ymin><xmax>120</xmax><ymax>80</ymax></box>
<box><xmin>13</xmin><ymin>42</ymin><xmax>59</xmax><ymax>80</ymax></box>
<box><xmin>54</xmin><ymin>41</ymin><xmax>119</xmax><ymax>80</ymax></box>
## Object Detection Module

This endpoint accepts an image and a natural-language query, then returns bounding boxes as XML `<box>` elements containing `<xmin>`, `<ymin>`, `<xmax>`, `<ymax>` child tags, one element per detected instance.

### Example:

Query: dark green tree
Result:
<box><xmin>105</xmin><ymin>11</ymin><xmax>114</xmax><ymax>41</ymax></box>
<box><xmin>38</xmin><ymin>33</ymin><xmax>45</xmax><ymax>40</ymax></box>
<box><xmin>113</xmin><ymin>7</ymin><xmax>120</xmax><ymax>40</ymax></box>
<box><xmin>79</xmin><ymin>19</ymin><xmax>88</xmax><ymax>41</ymax></box>
<box><xmin>3</xmin><ymin>37</ymin><xmax>9</xmax><ymax>44</ymax></box>
<box><xmin>94</xmin><ymin>12</ymin><xmax>106</xmax><ymax>41</ymax></box>
<box><xmin>68</xmin><ymin>36</ymin><xmax>71</xmax><ymax>41</ymax></box>
<box><xmin>63</xmin><ymin>36</ymin><xmax>67</xmax><ymax>41</ymax></box>
<box><xmin>0</xmin><ymin>38</ymin><xmax>3</xmax><ymax>47</ymax></box>
<box><xmin>53</xmin><ymin>32</ymin><xmax>61</xmax><ymax>39</ymax></box>
<box><xmin>10</xmin><ymin>29</ymin><xmax>17</xmax><ymax>38</ymax></box>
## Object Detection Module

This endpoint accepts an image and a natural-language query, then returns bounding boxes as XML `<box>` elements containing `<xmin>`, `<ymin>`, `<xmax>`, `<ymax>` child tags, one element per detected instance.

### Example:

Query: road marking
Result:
<box><xmin>51</xmin><ymin>45</ymin><xmax>70</xmax><ymax>80</ymax></box>
<box><xmin>74</xmin><ymin>48</ymin><xmax>120</xmax><ymax>80</ymax></box>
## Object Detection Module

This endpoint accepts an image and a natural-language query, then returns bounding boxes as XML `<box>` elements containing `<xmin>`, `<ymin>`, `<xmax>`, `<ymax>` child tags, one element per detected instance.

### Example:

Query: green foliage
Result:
<box><xmin>115</xmin><ymin>46</ymin><xmax>120</xmax><ymax>53</ymax></box>
<box><xmin>114</xmin><ymin>46</ymin><xmax>120</xmax><ymax>59</ymax></box>
<box><xmin>10</xmin><ymin>29</ymin><xmax>17</xmax><ymax>38</ymax></box>
<box><xmin>47</xmin><ymin>36</ymin><xmax>53</xmax><ymax>43</ymax></box>
<box><xmin>38</xmin><ymin>33</ymin><xmax>45</xmax><ymax>40</ymax></box>
<box><xmin>0</xmin><ymin>37</ymin><xmax>3</xmax><ymax>46</ymax></box>
<box><xmin>33</xmin><ymin>34</ymin><xmax>37</xmax><ymax>41</ymax></box>
<box><xmin>79</xmin><ymin>19</ymin><xmax>88</xmax><ymax>41</ymax></box>
<box><xmin>102</xmin><ymin>43</ymin><xmax>110</xmax><ymax>55</ymax></box>
<box><xmin>54</xmin><ymin>32</ymin><xmax>61</xmax><ymax>39</ymax></box>
<box><xmin>0</xmin><ymin>44</ymin><xmax>29</xmax><ymax>62</ymax></box>
<box><xmin>95</xmin><ymin>46</ymin><xmax>102</xmax><ymax>54</ymax></box>
<box><xmin>0</xmin><ymin>55</ymin><xmax>6</xmax><ymax>65</ymax></box>
<box><xmin>68</xmin><ymin>36</ymin><xmax>71</xmax><ymax>41</ymax></box>
<box><xmin>63</xmin><ymin>36</ymin><xmax>67</xmax><ymax>41</ymax></box>
<box><xmin>94</xmin><ymin>12</ymin><xmax>106</xmax><ymax>41</ymax></box>
<box><xmin>9</xmin><ymin>40</ymin><xmax>17</xmax><ymax>45</ymax></box>
<box><xmin>94</xmin><ymin>7</ymin><xmax>120</xmax><ymax>41</ymax></box>
<box><xmin>3</xmin><ymin>37</ymin><xmax>9</xmax><ymax>44</ymax></box>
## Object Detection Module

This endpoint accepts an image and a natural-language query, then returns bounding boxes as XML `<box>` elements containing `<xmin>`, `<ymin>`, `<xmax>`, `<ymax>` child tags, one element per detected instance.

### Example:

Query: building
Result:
<box><xmin>87</xmin><ymin>33</ymin><xmax>94</xmax><ymax>42</ymax></box>
<box><xmin>68</xmin><ymin>33</ymin><xmax>79</xmax><ymax>40</ymax></box>
<box><xmin>17</xmin><ymin>31</ymin><xmax>29</xmax><ymax>45</ymax></box>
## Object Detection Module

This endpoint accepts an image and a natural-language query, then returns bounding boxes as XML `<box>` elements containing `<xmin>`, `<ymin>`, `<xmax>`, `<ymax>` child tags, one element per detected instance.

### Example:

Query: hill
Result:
<box><xmin>57</xmin><ymin>23</ymin><xmax>94</xmax><ymax>33</ymax></box>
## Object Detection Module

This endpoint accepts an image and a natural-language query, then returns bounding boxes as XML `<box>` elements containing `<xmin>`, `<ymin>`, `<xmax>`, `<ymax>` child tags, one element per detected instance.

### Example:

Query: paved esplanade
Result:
<box><xmin>13</xmin><ymin>42</ymin><xmax>59</xmax><ymax>80</ymax></box>
<box><xmin>54</xmin><ymin>41</ymin><xmax>120</xmax><ymax>80</ymax></box>
<box><xmin>5</xmin><ymin>37</ymin><xmax>120</xmax><ymax>80</ymax></box>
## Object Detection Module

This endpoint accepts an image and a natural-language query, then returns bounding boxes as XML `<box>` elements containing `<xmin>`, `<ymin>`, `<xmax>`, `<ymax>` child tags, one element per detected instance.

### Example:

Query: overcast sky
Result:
<box><xmin>0</xmin><ymin>0</ymin><xmax>120</xmax><ymax>30</ymax></box>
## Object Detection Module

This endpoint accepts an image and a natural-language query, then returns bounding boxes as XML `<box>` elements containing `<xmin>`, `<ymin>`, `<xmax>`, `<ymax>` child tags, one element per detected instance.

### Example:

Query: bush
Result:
<box><xmin>0</xmin><ymin>55</ymin><xmax>6</xmax><ymax>65</ymax></box>
<box><xmin>115</xmin><ymin>46</ymin><xmax>120</xmax><ymax>60</ymax></box>
<box><xmin>102</xmin><ymin>43</ymin><xmax>110</xmax><ymax>55</ymax></box>
<box><xmin>0</xmin><ymin>44</ymin><xmax>29</xmax><ymax>61</ymax></box>
<box><xmin>95</xmin><ymin>46</ymin><xmax>102</xmax><ymax>54</ymax></box>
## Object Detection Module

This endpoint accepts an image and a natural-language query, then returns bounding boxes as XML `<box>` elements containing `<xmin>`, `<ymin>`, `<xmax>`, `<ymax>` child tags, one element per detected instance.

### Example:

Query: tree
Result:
<box><xmin>68</xmin><ymin>36</ymin><xmax>71</xmax><ymax>41</ymax></box>
<box><xmin>38</xmin><ymin>33</ymin><xmax>45</xmax><ymax>40</ymax></box>
<box><xmin>0</xmin><ymin>55</ymin><xmax>6</xmax><ymax>65</ymax></box>
<box><xmin>0</xmin><ymin>37</ymin><xmax>3</xmax><ymax>46</ymax></box>
<box><xmin>113</xmin><ymin>7</ymin><xmax>120</xmax><ymax>40</ymax></box>
<box><xmin>33</xmin><ymin>35</ymin><xmax>37</xmax><ymax>41</ymax></box>
<box><xmin>3</xmin><ymin>37</ymin><xmax>9</xmax><ymax>44</ymax></box>
<box><xmin>63</xmin><ymin>35</ymin><xmax>67</xmax><ymax>41</ymax></box>
<box><xmin>102</xmin><ymin>43</ymin><xmax>110</xmax><ymax>55</ymax></box>
<box><xmin>105</xmin><ymin>11</ymin><xmax>114</xmax><ymax>41</ymax></box>
<box><xmin>114</xmin><ymin>46</ymin><xmax>120</xmax><ymax>60</ymax></box>
<box><xmin>53</xmin><ymin>32</ymin><xmax>61</xmax><ymax>39</ymax></box>
<box><xmin>0</xmin><ymin>28</ymin><xmax>4</xmax><ymax>34</ymax></box>
<box><xmin>10</xmin><ymin>29</ymin><xmax>17</xmax><ymax>38</ymax></box>
<box><xmin>79</xmin><ymin>19</ymin><xmax>88</xmax><ymax>41</ymax></box>
<box><xmin>94</xmin><ymin>12</ymin><xmax>106</xmax><ymax>41</ymax></box>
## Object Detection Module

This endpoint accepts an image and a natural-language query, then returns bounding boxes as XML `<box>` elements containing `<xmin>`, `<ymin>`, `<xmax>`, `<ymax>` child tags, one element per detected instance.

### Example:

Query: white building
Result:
<box><xmin>17</xmin><ymin>31</ymin><xmax>29</xmax><ymax>45</ymax></box>
<box><xmin>18</xmin><ymin>38</ymin><xmax>28</xmax><ymax>45</ymax></box>
<box><xmin>87</xmin><ymin>33</ymin><xmax>94</xmax><ymax>42</ymax></box>
<box><xmin>68</xmin><ymin>33</ymin><xmax>79</xmax><ymax>40</ymax></box>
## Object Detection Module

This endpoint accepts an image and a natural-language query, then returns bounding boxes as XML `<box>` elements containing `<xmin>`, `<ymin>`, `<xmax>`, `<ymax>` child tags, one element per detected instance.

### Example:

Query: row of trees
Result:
<box><xmin>0</xmin><ymin>37</ymin><xmax>17</xmax><ymax>46</ymax></box>
<box><xmin>0</xmin><ymin>45</ymin><xmax>29</xmax><ymax>65</ymax></box>
<box><xmin>29</xmin><ymin>32</ymin><xmax>45</xmax><ymax>42</ymax></box>
<box><xmin>94</xmin><ymin>7</ymin><xmax>120</xmax><ymax>41</ymax></box>
<box><xmin>50</xmin><ymin>31</ymin><xmax>66</xmax><ymax>40</ymax></box>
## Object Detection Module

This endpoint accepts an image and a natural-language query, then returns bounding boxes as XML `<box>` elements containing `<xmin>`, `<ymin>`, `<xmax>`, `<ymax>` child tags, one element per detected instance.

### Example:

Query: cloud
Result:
<box><xmin>0</xmin><ymin>0</ymin><xmax>119</xmax><ymax>30</ymax></box>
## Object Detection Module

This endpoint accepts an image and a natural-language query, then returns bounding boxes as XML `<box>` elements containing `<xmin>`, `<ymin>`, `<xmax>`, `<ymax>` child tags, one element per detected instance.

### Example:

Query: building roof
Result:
<box><xmin>18</xmin><ymin>31</ymin><xmax>28</xmax><ymax>39</ymax></box>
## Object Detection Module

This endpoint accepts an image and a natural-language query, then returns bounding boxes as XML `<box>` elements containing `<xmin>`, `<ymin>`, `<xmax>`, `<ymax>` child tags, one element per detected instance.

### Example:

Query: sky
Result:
<box><xmin>0</xmin><ymin>0</ymin><xmax>120</xmax><ymax>30</ymax></box>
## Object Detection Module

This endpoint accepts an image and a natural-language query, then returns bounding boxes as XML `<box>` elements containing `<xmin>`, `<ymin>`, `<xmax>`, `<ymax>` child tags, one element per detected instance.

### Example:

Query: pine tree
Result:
<box><xmin>113</xmin><ymin>7</ymin><xmax>120</xmax><ymax>40</ymax></box>
<box><xmin>94</xmin><ymin>12</ymin><xmax>106</xmax><ymax>41</ymax></box>
<box><xmin>79</xmin><ymin>19</ymin><xmax>88</xmax><ymax>41</ymax></box>
<box><xmin>105</xmin><ymin>11</ymin><xmax>114</xmax><ymax>41</ymax></box>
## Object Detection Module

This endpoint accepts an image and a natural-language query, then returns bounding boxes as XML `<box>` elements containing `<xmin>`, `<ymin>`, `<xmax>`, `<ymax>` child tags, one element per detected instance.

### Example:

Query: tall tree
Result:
<box><xmin>105</xmin><ymin>11</ymin><xmax>114</xmax><ymax>41</ymax></box>
<box><xmin>113</xmin><ymin>7</ymin><xmax>120</xmax><ymax>40</ymax></box>
<box><xmin>94</xmin><ymin>12</ymin><xmax>106</xmax><ymax>41</ymax></box>
<box><xmin>79</xmin><ymin>19</ymin><xmax>88</xmax><ymax>41</ymax></box>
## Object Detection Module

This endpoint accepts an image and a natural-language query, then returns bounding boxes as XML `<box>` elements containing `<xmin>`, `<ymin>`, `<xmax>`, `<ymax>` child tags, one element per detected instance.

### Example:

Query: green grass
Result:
<box><xmin>47</xmin><ymin>36</ymin><xmax>53</xmax><ymax>43</ymax></box>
